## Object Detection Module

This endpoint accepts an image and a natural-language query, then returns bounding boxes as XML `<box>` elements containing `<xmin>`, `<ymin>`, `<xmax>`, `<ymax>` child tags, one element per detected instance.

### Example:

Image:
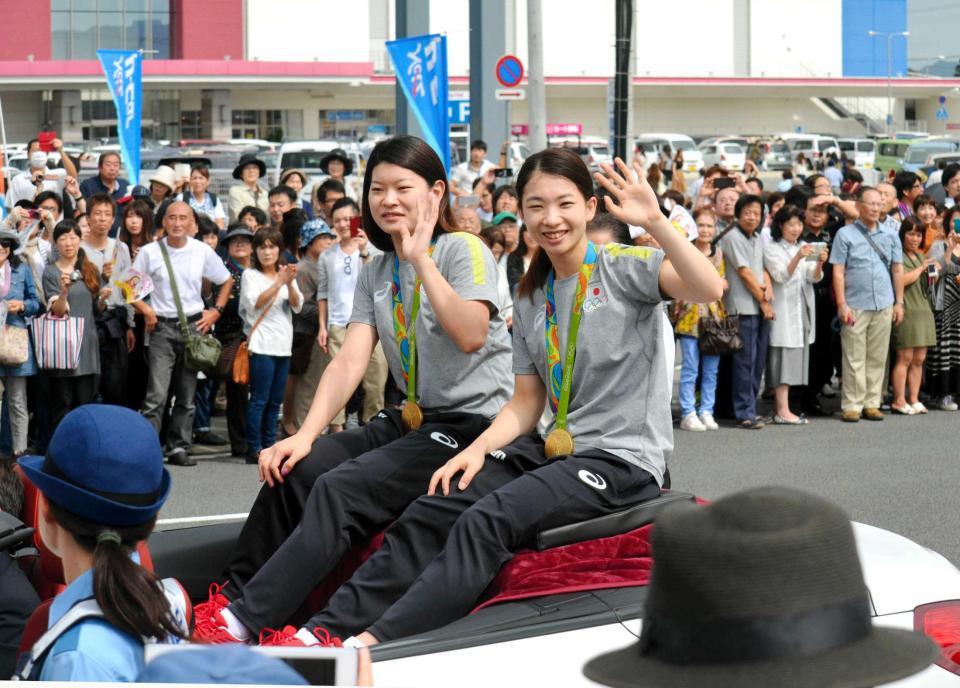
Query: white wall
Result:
<box><xmin>0</xmin><ymin>92</ymin><xmax>44</xmax><ymax>143</ymax></box>
<box><xmin>246</xmin><ymin>0</ymin><xmax>371</xmax><ymax>62</ymax></box>
<box><xmin>634</xmin><ymin>0</ymin><xmax>735</xmax><ymax>76</ymax></box>
<box><xmin>749</xmin><ymin>0</ymin><xmax>843</xmax><ymax>77</ymax></box>
<box><xmin>429</xmin><ymin>0</ymin><xmax>470</xmax><ymax>76</ymax></box>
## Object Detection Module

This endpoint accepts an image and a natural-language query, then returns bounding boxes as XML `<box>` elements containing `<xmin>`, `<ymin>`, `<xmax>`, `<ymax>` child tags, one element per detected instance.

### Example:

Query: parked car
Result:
<box><xmin>635</xmin><ymin>133</ymin><xmax>703</xmax><ymax>173</ymax></box>
<box><xmin>698</xmin><ymin>141</ymin><xmax>747</xmax><ymax>172</ymax></box>
<box><xmin>874</xmin><ymin>139</ymin><xmax>912</xmax><ymax>175</ymax></box>
<box><xmin>839</xmin><ymin>138</ymin><xmax>877</xmax><ymax>169</ymax></box>
<box><xmin>902</xmin><ymin>138</ymin><xmax>960</xmax><ymax>174</ymax></box>
<box><xmin>550</xmin><ymin>136</ymin><xmax>612</xmax><ymax>173</ymax></box>
<box><xmin>757</xmin><ymin>138</ymin><xmax>792</xmax><ymax>170</ymax></box>
<box><xmin>780</xmin><ymin>134</ymin><xmax>840</xmax><ymax>167</ymax></box>
<box><xmin>275</xmin><ymin>140</ymin><xmax>364</xmax><ymax>190</ymax></box>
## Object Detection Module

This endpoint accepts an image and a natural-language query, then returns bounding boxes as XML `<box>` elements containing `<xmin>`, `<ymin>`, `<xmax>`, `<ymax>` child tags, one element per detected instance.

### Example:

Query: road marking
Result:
<box><xmin>157</xmin><ymin>513</ymin><xmax>249</xmax><ymax>526</ymax></box>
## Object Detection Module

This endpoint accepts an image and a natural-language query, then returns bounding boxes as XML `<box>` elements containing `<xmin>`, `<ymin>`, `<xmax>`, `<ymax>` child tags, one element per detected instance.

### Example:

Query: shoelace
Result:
<box><xmin>310</xmin><ymin>627</ymin><xmax>343</xmax><ymax>647</ymax></box>
<box><xmin>259</xmin><ymin>625</ymin><xmax>299</xmax><ymax>646</ymax></box>
<box><xmin>193</xmin><ymin>582</ymin><xmax>232</xmax><ymax>637</ymax></box>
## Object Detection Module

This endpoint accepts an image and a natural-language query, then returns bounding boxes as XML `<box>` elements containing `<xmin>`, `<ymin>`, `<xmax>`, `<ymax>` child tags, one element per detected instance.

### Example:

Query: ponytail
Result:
<box><xmin>517</xmin><ymin>247</ymin><xmax>553</xmax><ymax>301</ymax></box>
<box><xmin>47</xmin><ymin>501</ymin><xmax>185</xmax><ymax>641</ymax></box>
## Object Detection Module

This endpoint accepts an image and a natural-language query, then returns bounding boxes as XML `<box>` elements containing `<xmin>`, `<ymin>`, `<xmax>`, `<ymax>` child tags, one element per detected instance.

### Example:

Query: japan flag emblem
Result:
<box><xmin>583</xmin><ymin>285</ymin><xmax>607</xmax><ymax>313</ymax></box>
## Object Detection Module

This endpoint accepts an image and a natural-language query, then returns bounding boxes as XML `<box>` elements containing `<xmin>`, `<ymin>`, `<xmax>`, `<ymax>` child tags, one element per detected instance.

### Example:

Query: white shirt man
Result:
<box><xmin>5</xmin><ymin>152</ymin><xmax>60</xmax><ymax>210</ymax></box>
<box><xmin>133</xmin><ymin>201</ymin><xmax>233</xmax><ymax>466</ymax></box>
<box><xmin>450</xmin><ymin>140</ymin><xmax>496</xmax><ymax>197</ymax></box>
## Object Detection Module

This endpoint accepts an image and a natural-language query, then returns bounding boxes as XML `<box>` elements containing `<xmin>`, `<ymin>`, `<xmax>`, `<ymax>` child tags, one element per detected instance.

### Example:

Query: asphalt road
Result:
<box><xmin>159</xmin><ymin>396</ymin><xmax>960</xmax><ymax>568</ymax></box>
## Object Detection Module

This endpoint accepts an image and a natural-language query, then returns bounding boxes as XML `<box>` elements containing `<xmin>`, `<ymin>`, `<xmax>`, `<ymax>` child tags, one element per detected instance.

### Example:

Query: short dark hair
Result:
<box><xmin>479</xmin><ymin>225</ymin><xmax>505</xmax><ymax>251</ymax></box>
<box><xmin>316</xmin><ymin>179</ymin><xmax>346</xmax><ymax>203</ymax></box>
<box><xmin>268</xmin><ymin>185</ymin><xmax>298</xmax><ymax>203</ymax></box>
<box><xmin>734</xmin><ymin>193</ymin><xmax>764</xmax><ymax>218</ymax></box>
<box><xmin>87</xmin><ymin>192</ymin><xmax>117</xmax><ymax>218</ymax></box>
<box><xmin>766</xmin><ymin>192</ymin><xmax>784</xmax><ymax>212</ymax></box>
<box><xmin>586</xmin><ymin>212</ymin><xmax>632</xmax><ymax>244</ymax></box>
<box><xmin>238</xmin><ymin>206</ymin><xmax>268</xmax><ymax>226</ymax></box>
<box><xmin>782</xmin><ymin>170</ymin><xmax>793</xmax><ymax>180</ymax></box>
<box><xmin>856</xmin><ymin>185</ymin><xmax>879</xmax><ymax>202</ymax></box>
<box><xmin>913</xmin><ymin>193</ymin><xmax>937</xmax><ymax>215</ymax></box>
<box><xmin>942</xmin><ymin>163</ymin><xmax>960</xmax><ymax>190</ymax></box>
<box><xmin>899</xmin><ymin>215</ymin><xmax>928</xmax><ymax>252</ymax></box>
<box><xmin>35</xmin><ymin>190</ymin><xmax>63</xmax><ymax>213</ymax></box>
<box><xmin>470</xmin><ymin>139</ymin><xmax>488</xmax><ymax>152</ymax></box>
<box><xmin>770</xmin><ymin>204</ymin><xmax>805</xmax><ymax>241</ymax></box>
<box><xmin>331</xmin><ymin>197</ymin><xmax>360</xmax><ymax>217</ymax></box>
<box><xmin>98</xmin><ymin>151</ymin><xmax>121</xmax><ymax>168</ymax></box>
<box><xmin>196</xmin><ymin>215</ymin><xmax>219</xmax><ymax>241</ymax></box>
<box><xmin>893</xmin><ymin>171</ymin><xmax>920</xmax><ymax>199</ymax></box>
<box><xmin>804</xmin><ymin>173</ymin><xmax>827</xmax><ymax>190</ymax></box>
<box><xmin>252</xmin><ymin>227</ymin><xmax>286</xmax><ymax>271</ymax></box>
<box><xmin>492</xmin><ymin>184</ymin><xmax>519</xmax><ymax>210</ymax></box>
<box><xmin>745</xmin><ymin>176</ymin><xmax>764</xmax><ymax>191</ymax></box>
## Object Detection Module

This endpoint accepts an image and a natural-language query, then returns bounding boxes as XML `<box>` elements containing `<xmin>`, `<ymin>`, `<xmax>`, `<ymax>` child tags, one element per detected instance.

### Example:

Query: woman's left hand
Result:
<box><xmin>403</xmin><ymin>193</ymin><xmax>440</xmax><ymax>266</ymax></box>
<box><xmin>6</xmin><ymin>300</ymin><xmax>23</xmax><ymax>313</ymax></box>
<box><xmin>594</xmin><ymin>158</ymin><xmax>662</xmax><ymax>229</ymax></box>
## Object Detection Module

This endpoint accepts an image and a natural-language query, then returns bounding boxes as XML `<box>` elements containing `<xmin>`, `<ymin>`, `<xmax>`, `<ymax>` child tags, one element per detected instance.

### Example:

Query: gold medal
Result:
<box><xmin>544</xmin><ymin>428</ymin><xmax>575</xmax><ymax>459</ymax></box>
<box><xmin>401</xmin><ymin>401</ymin><xmax>424</xmax><ymax>431</ymax></box>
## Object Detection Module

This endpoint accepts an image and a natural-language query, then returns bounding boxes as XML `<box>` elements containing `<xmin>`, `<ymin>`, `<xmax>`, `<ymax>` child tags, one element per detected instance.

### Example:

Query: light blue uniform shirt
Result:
<box><xmin>829</xmin><ymin>220</ymin><xmax>903</xmax><ymax>311</ymax></box>
<box><xmin>38</xmin><ymin>568</ymin><xmax>146</xmax><ymax>681</ymax></box>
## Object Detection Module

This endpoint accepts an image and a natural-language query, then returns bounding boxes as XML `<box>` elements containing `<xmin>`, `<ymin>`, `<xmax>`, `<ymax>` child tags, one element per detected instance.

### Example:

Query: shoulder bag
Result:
<box><xmin>232</xmin><ymin>288</ymin><xmax>279</xmax><ymax>385</ymax></box>
<box><xmin>158</xmin><ymin>241</ymin><xmax>222</xmax><ymax>374</ymax></box>
<box><xmin>0</xmin><ymin>302</ymin><xmax>29</xmax><ymax>366</ymax></box>
<box><xmin>699</xmin><ymin>310</ymin><xmax>743</xmax><ymax>355</ymax></box>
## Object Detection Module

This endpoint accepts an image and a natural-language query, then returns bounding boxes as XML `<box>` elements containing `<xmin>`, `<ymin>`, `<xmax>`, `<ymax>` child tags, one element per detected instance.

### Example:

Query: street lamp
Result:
<box><xmin>868</xmin><ymin>30</ymin><xmax>910</xmax><ymax>136</ymax></box>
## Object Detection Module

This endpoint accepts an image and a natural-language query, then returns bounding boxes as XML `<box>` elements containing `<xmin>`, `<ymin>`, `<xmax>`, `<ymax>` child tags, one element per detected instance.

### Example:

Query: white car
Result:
<box><xmin>275</xmin><ymin>140</ymin><xmax>364</xmax><ymax>190</ymax></box>
<box><xmin>133</xmin><ymin>491</ymin><xmax>960</xmax><ymax>687</ymax></box>
<box><xmin>839</xmin><ymin>137</ymin><xmax>877</xmax><ymax>169</ymax></box>
<box><xmin>699</xmin><ymin>141</ymin><xmax>747</xmax><ymax>172</ymax></box>
<box><xmin>369</xmin><ymin>520</ymin><xmax>960</xmax><ymax>687</ymax></box>
<box><xmin>635</xmin><ymin>133</ymin><xmax>703</xmax><ymax>173</ymax></box>
<box><xmin>780</xmin><ymin>134</ymin><xmax>841</xmax><ymax>166</ymax></box>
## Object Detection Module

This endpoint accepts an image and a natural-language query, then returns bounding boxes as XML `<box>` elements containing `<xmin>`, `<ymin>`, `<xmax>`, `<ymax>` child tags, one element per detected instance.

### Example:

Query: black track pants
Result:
<box><xmin>227</xmin><ymin>413</ymin><xmax>489</xmax><ymax>632</ymax></box>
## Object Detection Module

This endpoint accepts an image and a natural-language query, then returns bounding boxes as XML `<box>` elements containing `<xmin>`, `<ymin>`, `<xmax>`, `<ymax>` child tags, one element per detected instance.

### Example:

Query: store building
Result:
<box><xmin>0</xmin><ymin>0</ymin><xmax>958</xmax><ymax>145</ymax></box>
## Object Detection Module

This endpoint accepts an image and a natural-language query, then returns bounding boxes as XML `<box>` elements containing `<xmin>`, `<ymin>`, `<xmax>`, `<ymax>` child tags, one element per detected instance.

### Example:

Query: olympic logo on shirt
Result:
<box><xmin>582</xmin><ymin>286</ymin><xmax>608</xmax><ymax>313</ymax></box>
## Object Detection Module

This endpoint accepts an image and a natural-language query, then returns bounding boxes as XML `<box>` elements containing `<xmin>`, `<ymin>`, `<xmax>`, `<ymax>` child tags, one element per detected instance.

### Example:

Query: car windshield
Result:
<box><xmin>769</xmin><ymin>142</ymin><xmax>789</xmax><ymax>153</ymax></box>
<box><xmin>790</xmin><ymin>140</ymin><xmax>813</xmax><ymax>151</ymax></box>
<box><xmin>591</xmin><ymin>145</ymin><xmax>611</xmax><ymax>157</ymax></box>
<box><xmin>673</xmin><ymin>140</ymin><xmax>697</xmax><ymax>151</ymax></box>
<box><xmin>722</xmin><ymin>144</ymin><xmax>744</xmax><ymax>154</ymax></box>
<box><xmin>906</xmin><ymin>143</ymin><xmax>955</xmax><ymax>163</ymax></box>
<box><xmin>839</xmin><ymin>141</ymin><xmax>855</xmax><ymax>152</ymax></box>
<box><xmin>857</xmin><ymin>141</ymin><xmax>875</xmax><ymax>153</ymax></box>
<box><xmin>817</xmin><ymin>140</ymin><xmax>835</xmax><ymax>151</ymax></box>
<box><xmin>280</xmin><ymin>150</ymin><xmax>336</xmax><ymax>169</ymax></box>
<box><xmin>879</xmin><ymin>143</ymin><xmax>907</xmax><ymax>157</ymax></box>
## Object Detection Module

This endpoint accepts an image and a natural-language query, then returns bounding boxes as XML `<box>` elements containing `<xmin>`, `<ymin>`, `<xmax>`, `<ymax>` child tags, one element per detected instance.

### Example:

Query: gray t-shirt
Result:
<box><xmin>720</xmin><ymin>226</ymin><xmax>765</xmax><ymax>316</ymax></box>
<box><xmin>350</xmin><ymin>231</ymin><xmax>513</xmax><ymax>419</ymax></box>
<box><xmin>512</xmin><ymin>243</ymin><xmax>670</xmax><ymax>485</ymax></box>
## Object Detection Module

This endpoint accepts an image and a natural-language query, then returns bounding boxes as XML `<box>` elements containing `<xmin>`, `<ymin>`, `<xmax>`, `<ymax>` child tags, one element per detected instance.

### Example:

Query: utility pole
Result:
<box><xmin>868</xmin><ymin>29</ymin><xmax>909</xmax><ymax>136</ymax></box>
<box><xmin>527</xmin><ymin>0</ymin><xmax>547</xmax><ymax>153</ymax></box>
<box><xmin>395</xmin><ymin>0</ymin><xmax>429</xmax><ymax>137</ymax></box>
<box><xmin>613</xmin><ymin>0</ymin><xmax>632</xmax><ymax>161</ymax></box>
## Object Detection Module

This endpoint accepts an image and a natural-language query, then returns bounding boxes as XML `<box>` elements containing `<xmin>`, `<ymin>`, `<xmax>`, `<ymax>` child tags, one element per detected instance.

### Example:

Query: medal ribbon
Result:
<box><xmin>545</xmin><ymin>242</ymin><xmax>599</xmax><ymax>428</ymax></box>
<box><xmin>391</xmin><ymin>241</ymin><xmax>437</xmax><ymax>404</ymax></box>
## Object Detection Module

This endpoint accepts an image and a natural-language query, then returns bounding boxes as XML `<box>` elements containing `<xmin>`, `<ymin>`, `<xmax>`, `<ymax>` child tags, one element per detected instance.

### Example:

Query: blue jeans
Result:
<box><xmin>678</xmin><ymin>335</ymin><xmax>720</xmax><ymax>417</ymax></box>
<box><xmin>731</xmin><ymin>314</ymin><xmax>770</xmax><ymax>420</ymax></box>
<box><xmin>193</xmin><ymin>377</ymin><xmax>217</xmax><ymax>434</ymax></box>
<box><xmin>246</xmin><ymin>353</ymin><xmax>290</xmax><ymax>453</ymax></box>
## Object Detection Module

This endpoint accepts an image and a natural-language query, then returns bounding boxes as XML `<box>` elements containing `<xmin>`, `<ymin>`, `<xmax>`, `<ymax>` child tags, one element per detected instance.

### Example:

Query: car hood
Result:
<box><xmin>854</xmin><ymin>522</ymin><xmax>960</xmax><ymax>616</ymax></box>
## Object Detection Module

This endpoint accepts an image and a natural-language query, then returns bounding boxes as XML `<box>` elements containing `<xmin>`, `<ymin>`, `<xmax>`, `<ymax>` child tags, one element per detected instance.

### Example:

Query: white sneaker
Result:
<box><xmin>680</xmin><ymin>413</ymin><xmax>706</xmax><ymax>431</ymax></box>
<box><xmin>699</xmin><ymin>413</ymin><xmax>719</xmax><ymax>430</ymax></box>
<box><xmin>940</xmin><ymin>395</ymin><xmax>959</xmax><ymax>412</ymax></box>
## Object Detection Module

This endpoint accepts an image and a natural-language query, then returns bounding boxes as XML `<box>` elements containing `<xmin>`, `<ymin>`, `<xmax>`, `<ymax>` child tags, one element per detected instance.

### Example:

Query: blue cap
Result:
<box><xmin>18</xmin><ymin>405</ymin><xmax>170</xmax><ymax>527</ymax></box>
<box><xmin>138</xmin><ymin>646</ymin><xmax>307</xmax><ymax>684</ymax></box>
<box><xmin>300</xmin><ymin>218</ymin><xmax>336</xmax><ymax>247</ymax></box>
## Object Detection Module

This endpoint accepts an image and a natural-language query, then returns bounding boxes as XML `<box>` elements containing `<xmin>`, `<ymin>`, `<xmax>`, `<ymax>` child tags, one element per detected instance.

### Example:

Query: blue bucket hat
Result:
<box><xmin>17</xmin><ymin>405</ymin><xmax>171</xmax><ymax>527</ymax></box>
<box><xmin>138</xmin><ymin>646</ymin><xmax>307</xmax><ymax>685</ymax></box>
<box><xmin>300</xmin><ymin>218</ymin><xmax>336</xmax><ymax>248</ymax></box>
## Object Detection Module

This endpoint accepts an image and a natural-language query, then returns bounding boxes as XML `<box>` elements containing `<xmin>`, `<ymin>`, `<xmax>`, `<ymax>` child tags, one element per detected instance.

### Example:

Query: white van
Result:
<box><xmin>779</xmin><ymin>134</ymin><xmax>840</xmax><ymax>165</ymax></box>
<box><xmin>838</xmin><ymin>138</ymin><xmax>876</xmax><ymax>169</ymax></box>
<box><xmin>275</xmin><ymin>141</ymin><xmax>364</xmax><ymax>190</ymax></box>
<box><xmin>635</xmin><ymin>133</ymin><xmax>703</xmax><ymax>173</ymax></box>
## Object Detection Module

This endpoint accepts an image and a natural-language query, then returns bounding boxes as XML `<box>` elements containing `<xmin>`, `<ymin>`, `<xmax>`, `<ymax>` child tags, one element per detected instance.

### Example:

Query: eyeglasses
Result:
<box><xmin>343</xmin><ymin>254</ymin><xmax>352</xmax><ymax>275</ymax></box>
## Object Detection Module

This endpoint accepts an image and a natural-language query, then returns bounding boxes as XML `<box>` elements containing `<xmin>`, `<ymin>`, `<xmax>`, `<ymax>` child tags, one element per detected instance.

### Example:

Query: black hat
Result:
<box><xmin>319</xmin><ymin>148</ymin><xmax>354</xmax><ymax>177</ymax></box>
<box><xmin>583</xmin><ymin>486</ymin><xmax>937</xmax><ymax>688</ymax></box>
<box><xmin>232</xmin><ymin>153</ymin><xmax>267</xmax><ymax>180</ymax></box>
<box><xmin>221</xmin><ymin>225</ymin><xmax>255</xmax><ymax>245</ymax></box>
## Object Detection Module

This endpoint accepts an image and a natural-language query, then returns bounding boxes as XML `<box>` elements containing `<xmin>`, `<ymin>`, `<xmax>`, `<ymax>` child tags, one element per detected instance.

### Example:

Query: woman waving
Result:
<box><xmin>239</xmin><ymin>148</ymin><xmax>723</xmax><ymax>649</ymax></box>
<box><xmin>193</xmin><ymin>136</ymin><xmax>513</xmax><ymax>641</ymax></box>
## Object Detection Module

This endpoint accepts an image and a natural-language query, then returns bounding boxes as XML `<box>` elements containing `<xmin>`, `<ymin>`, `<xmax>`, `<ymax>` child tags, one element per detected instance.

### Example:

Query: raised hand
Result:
<box><xmin>594</xmin><ymin>158</ymin><xmax>663</xmax><ymax>229</ymax></box>
<box><xmin>402</xmin><ymin>192</ymin><xmax>440</xmax><ymax>266</ymax></box>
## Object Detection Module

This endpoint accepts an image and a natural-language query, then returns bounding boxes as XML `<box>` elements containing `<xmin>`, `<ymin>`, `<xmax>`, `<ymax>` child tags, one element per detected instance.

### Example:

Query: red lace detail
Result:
<box><xmin>310</xmin><ymin>627</ymin><xmax>343</xmax><ymax>647</ymax></box>
<box><xmin>192</xmin><ymin>582</ymin><xmax>242</xmax><ymax>644</ymax></box>
<box><xmin>259</xmin><ymin>625</ymin><xmax>304</xmax><ymax>647</ymax></box>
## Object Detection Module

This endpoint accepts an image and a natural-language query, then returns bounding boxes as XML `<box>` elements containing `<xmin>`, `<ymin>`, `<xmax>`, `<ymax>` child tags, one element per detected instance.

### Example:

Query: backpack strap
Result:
<box><xmin>14</xmin><ymin>598</ymin><xmax>105</xmax><ymax>680</ymax></box>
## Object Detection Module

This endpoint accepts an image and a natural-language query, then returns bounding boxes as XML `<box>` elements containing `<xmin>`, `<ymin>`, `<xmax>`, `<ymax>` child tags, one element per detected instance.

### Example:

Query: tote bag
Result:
<box><xmin>31</xmin><ymin>313</ymin><xmax>85</xmax><ymax>370</ymax></box>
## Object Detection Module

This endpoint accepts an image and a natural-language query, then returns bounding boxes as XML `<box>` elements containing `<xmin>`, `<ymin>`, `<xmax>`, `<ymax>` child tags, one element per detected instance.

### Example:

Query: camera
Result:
<box><xmin>70</xmin><ymin>270</ymin><xmax>82</xmax><ymax>283</ymax></box>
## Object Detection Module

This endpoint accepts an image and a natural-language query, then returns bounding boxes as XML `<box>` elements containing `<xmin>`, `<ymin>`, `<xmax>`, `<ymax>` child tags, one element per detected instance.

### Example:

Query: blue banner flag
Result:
<box><xmin>96</xmin><ymin>49</ymin><xmax>142</xmax><ymax>186</ymax></box>
<box><xmin>386</xmin><ymin>34</ymin><xmax>450</xmax><ymax>171</ymax></box>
